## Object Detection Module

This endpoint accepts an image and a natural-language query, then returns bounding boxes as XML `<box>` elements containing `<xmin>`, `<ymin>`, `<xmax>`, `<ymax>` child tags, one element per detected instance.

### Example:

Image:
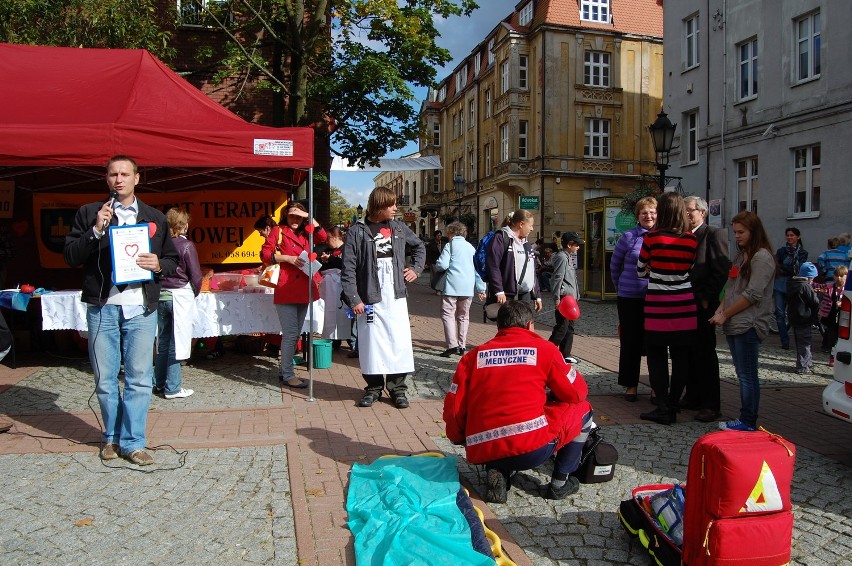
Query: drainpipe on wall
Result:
<box><xmin>539</xmin><ymin>29</ymin><xmax>547</xmax><ymax>240</ymax></box>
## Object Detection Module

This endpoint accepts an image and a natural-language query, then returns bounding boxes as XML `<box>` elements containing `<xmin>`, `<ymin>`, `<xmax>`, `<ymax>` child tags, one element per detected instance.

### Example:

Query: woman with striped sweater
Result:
<box><xmin>636</xmin><ymin>192</ymin><xmax>698</xmax><ymax>425</ymax></box>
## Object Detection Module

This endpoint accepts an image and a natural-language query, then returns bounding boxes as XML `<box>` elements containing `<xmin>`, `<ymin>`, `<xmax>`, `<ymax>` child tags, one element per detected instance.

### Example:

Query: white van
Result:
<box><xmin>823</xmin><ymin>277</ymin><xmax>852</xmax><ymax>422</ymax></box>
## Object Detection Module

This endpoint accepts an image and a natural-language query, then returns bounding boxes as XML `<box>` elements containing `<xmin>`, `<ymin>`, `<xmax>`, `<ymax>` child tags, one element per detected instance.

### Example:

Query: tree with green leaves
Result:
<box><xmin>329</xmin><ymin>185</ymin><xmax>357</xmax><ymax>227</ymax></box>
<box><xmin>0</xmin><ymin>0</ymin><xmax>176</xmax><ymax>61</ymax></box>
<box><xmin>204</xmin><ymin>0</ymin><xmax>478</xmax><ymax>165</ymax></box>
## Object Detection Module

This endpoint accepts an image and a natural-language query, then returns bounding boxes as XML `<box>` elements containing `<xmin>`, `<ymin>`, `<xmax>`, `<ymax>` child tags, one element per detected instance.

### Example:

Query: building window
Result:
<box><xmin>519</xmin><ymin>55</ymin><xmax>528</xmax><ymax>90</ymax></box>
<box><xmin>474</xmin><ymin>54</ymin><xmax>481</xmax><ymax>77</ymax></box>
<box><xmin>793</xmin><ymin>145</ymin><xmax>820</xmax><ymax>214</ymax></box>
<box><xmin>412</xmin><ymin>181</ymin><xmax>417</xmax><ymax>204</ymax></box>
<box><xmin>452</xmin><ymin>113</ymin><xmax>459</xmax><ymax>138</ymax></box>
<box><xmin>484</xmin><ymin>90</ymin><xmax>491</xmax><ymax>118</ymax></box>
<box><xmin>584</xmin><ymin>51</ymin><xmax>610</xmax><ymax>87</ymax></box>
<box><xmin>519</xmin><ymin>121</ymin><xmax>529</xmax><ymax>159</ymax></box>
<box><xmin>488</xmin><ymin>38</ymin><xmax>495</xmax><ymax>65</ymax></box>
<box><xmin>500</xmin><ymin>123</ymin><xmax>510</xmax><ymax>162</ymax></box>
<box><xmin>432</xmin><ymin>121</ymin><xmax>440</xmax><ymax>147</ymax></box>
<box><xmin>684</xmin><ymin>111</ymin><xmax>699</xmax><ymax>164</ymax></box>
<box><xmin>459</xmin><ymin>108</ymin><xmax>464</xmax><ymax>132</ymax></box>
<box><xmin>795</xmin><ymin>11</ymin><xmax>821</xmax><ymax>82</ymax></box>
<box><xmin>684</xmin><ymin>14</ymin><xmax>699</xmax><ymax>70</ymax></box>
<box><xmin>469</xmin><ymin>150</ymin><xmax>475</xmax><ymax>180</ymax></box>
<box><xmin>469</xmin><ymin>99</ymin><xmax>475</xmax><ymax>128</ymax></box>
<box><xmin>519</xmin><ymin>2</ymin><xmax>534</xmax><ymax>26</ymax></box>
<box><xmin>178</xmin><ymin>0</ymin><xmax>230</xmax><ymax>27</ymax></box>
<box><xmin>432</xmin><ymin>171</ymin><xmax>440</xmax><ymax>193</ymax></box>
<box><xmin>484</xmin><ymin>143</ymin><xmax>491</xmax><ymax>176</ymax></box>
<box><xmin>738</xmin><ymin>38</ymin><xmax>758</xmax><ymax>100</ymax></box>
<box><xmin>438</xmin><ymin>85</ymin><xmax>447</xmax><ymax>101</ymax></box>
<box><xmin>455</xmin><ymin>64</ymin><xmax>468</xmax><ymax>92</ymax></box>
<box><xmin>737</xmin><ymin>158</ymin><xmax>759</xmax><ymax>212</ymax></box>
<box><xmin>580</xmin><ymin>0</ymin><xmax>610</xmax><ymax>24</ymax></box>
<box><xmin>584</xmin><ymin>118</ymin><xmax>610</xmax><ymax>158</ymax></box>
<box><xmin>501</xmin><ymin>60</ymin><xmax>510</xmax><ymax>93</ymax></box>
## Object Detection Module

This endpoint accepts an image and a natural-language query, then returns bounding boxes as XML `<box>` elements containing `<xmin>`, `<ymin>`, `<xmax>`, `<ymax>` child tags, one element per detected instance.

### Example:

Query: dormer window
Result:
<box><xmin>519</xmin><ymin>2</ymin><xmax>534</xmax><ymax>26</ymax></box>
<box><xmin>580</xmin><ymin>0</ymin><xmax>611</xmax><ymax>24</ymax></box>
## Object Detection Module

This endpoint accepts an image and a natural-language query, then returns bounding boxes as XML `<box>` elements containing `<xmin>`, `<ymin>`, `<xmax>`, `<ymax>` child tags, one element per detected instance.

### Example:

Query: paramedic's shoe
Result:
<box><xmin>718</xmin><ymin>419</ymin><xmax>756</xmax><ymax>432</ymax></box>
<box><xmin>545</xmin><ymin>476</ymin><xmax>580</xmax><ymax>500</ymax></box>
<box><xmin>564</xmin><ymin>356</ymin><xmax>579</xmax><ymax>365</ymax></box>
<box><xmin>485</xmin><ymin>468</ymin><xmax>508</xmax><ymax>504</ymax></box>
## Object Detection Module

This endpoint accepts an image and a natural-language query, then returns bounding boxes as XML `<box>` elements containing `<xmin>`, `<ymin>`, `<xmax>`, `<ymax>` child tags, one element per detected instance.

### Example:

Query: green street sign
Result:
<box><xmin>519</xmin><ymin>195</ymin><xmax>540</xmax><ymax>210</ymax></box>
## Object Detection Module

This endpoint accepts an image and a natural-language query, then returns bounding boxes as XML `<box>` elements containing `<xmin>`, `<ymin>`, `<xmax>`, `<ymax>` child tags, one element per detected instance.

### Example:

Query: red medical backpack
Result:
<box><xmin>682</xmin><ymin>430</ymin><xmax>796</xmax><ymax>565</ymax></box>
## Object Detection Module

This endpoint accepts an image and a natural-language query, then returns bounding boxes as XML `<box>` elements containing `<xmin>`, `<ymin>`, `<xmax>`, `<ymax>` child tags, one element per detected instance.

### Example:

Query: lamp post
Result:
<box><xmin>356</xmin><ymin>204</ymin><xmax>363</xmax><ymax>219</ymax></box>
<box><xmin>648</xmin><ymin>109</ymin><xmax>677</xmax><ymax>191</ymax></box>
<box><xmin>453</xmin><ymin>173</ymin><xmax>465</xmax><ymax>221</ymax></box>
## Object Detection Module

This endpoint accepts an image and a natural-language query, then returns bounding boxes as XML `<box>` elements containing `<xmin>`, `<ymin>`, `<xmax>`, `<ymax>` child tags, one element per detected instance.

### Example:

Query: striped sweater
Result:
<box><xmin>637</xmin><ymin>230</ymin><xmax>698</xmax><ymax>335</ymax></box>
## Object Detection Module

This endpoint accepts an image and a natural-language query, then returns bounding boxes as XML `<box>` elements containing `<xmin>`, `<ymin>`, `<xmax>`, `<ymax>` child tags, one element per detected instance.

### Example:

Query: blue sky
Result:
<box><xmin>330</xmin><ymin>0</ymin><xmax>518</xmax><ymax>207</ymax></box>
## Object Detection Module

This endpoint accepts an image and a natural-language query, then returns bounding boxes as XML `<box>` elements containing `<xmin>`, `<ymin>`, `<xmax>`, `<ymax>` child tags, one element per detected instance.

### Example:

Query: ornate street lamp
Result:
<box><xmin>356</xmin><ymin>204</ymin><xmax>363</xmax><ymax>219</ymax></box>
<box><xmin>648</xmin><ymin>109</ymin><xmax>677</xmax><ymax>190</ymax></box>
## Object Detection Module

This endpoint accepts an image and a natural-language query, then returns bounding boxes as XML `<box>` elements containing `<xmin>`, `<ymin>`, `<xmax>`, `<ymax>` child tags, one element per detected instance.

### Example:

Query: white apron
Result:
<box><xmin>357</xmin><ymin>257</ymin><xmax>414</xmax><ymax>375</ymax></box>
<box><xmin>170</xmin><ymin>285</ymin><xmax>196</xmax><ymax>360</ymax></box>
<box><xmin>319</xmin><ymin>269</ymin><xmax>351</xmax><ymax>340</ymax></box>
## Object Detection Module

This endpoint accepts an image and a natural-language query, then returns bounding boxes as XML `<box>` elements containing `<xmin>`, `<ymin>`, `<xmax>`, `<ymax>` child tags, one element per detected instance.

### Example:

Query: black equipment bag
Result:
<box><xmin>571</xmin><ymin>427</ymin><xmax>618</xmax><ymax>484</ymax></box>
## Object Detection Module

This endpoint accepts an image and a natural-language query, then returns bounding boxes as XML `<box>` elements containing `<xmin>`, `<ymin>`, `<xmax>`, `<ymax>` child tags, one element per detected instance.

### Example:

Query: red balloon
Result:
<box><xmin>558</xmin><ymin>295</ymin><xmax>581</xmax><ymax>320</ymax></box>
<box><xmin>308</xmin><ymin>252</ymin><xmax>317</xmax><ymax>261</ymax></box>
<box><xmin>305</xmin><ymin>224</ymin><xmax>315</xmax><ymax>234</ymax></box>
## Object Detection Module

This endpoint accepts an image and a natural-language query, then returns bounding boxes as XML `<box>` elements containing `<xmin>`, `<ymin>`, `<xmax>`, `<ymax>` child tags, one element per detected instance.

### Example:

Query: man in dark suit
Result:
<box><xmin>683</xmin><ymin>196</ymin><xmax>730</xmax><ymax>421</ymax></box>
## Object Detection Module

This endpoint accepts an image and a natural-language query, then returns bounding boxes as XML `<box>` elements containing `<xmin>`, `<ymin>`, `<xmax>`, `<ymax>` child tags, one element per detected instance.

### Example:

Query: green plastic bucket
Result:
<box><xmin>312</xmin><ymin>339</ymin><xmax>333</xmax><ymax>369</ymax></box>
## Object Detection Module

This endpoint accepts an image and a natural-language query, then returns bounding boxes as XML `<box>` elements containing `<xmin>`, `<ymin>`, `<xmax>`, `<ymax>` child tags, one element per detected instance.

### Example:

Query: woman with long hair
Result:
<box><xmin>155</xmin><ymin>208</ymin><xmax>202</xmax><ymax>399</ymax></box>
<box><xmin>260</xmin><ymin>202</ymin><xmax>327</xmax><ymax>388</ymax></box>
<box><xmin>637</xmin><ymin>192</ymin><xmax>697</xmax><ymax>425</ymax></box>
<box><xmin>772</xmin><ymin>227</ymin><xmax>807</xmax><ymax>349</ymax></box>
<box><xmin>610</xmin><ymin>196</ymin><xmax>657</xmax><ymax>401</ymax></box>
<box><xmin>710</xmin><ymin>211</ymin><xmax>775</xmax><ymax>431</ymax></box>
<box><xmin>435</xmin><ymin>221</ymin><xmax>486</xmax><ymax>357</ymax></box>
<box><xmin>341</xmin><ymin>187</ymin><xmax>425</xmax><ymax>409</ymax></box>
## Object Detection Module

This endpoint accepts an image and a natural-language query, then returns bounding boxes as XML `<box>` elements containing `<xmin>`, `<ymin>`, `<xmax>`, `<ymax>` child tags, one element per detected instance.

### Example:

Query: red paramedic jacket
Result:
<box><xmin>443</xmin><ymin>327</ymin><xmax>591</xmax><ymax>464</ymax></box>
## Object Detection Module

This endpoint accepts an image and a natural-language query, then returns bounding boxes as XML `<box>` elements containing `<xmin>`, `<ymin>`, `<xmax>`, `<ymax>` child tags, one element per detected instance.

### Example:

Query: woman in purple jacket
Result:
<box><xmin>609</xmin><ymin>196</ymin><xmax>657</xmax><ymax>402</ymax></box>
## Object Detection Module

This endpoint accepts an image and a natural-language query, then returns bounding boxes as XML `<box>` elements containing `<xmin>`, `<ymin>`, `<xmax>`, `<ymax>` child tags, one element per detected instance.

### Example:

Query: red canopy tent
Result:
<box><xmin>0</xmin><ymin>43</ymin><xmax>313</xmax><ymax>171</ymax></box>
<box><xmin>0</xmin><ymin>43</ymin><xmax>316</xmax><ymax>287</ymax></box>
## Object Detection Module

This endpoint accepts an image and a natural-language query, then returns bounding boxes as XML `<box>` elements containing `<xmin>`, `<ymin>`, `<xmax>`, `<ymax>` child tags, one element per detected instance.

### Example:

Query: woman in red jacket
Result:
<box><xmin>260</xmin><ymin>202</ymin><xmax>327</xmax><ymax>388</ymax></box>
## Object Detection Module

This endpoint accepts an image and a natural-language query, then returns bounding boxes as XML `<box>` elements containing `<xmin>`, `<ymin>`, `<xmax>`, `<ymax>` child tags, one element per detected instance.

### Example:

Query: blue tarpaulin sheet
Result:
<box><xmin>346</xmin><ymin>455</ymin><xmax>495</xmax><ymax>566</ymax></box>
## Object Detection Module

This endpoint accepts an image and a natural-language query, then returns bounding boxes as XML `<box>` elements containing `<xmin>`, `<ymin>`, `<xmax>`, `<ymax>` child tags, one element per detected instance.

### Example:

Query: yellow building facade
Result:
<box><xmin>420</xmin><ymin>0</ymin><xmax>665</xmax><ymax>258</ymax></box>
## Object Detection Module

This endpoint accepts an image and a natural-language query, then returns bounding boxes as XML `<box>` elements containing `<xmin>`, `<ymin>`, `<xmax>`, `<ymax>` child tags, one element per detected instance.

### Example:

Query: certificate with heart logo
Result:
<box><xmin>108</xmin><ymin>224</ymin><xmax>153</xmax><ymax>285</ymax></box>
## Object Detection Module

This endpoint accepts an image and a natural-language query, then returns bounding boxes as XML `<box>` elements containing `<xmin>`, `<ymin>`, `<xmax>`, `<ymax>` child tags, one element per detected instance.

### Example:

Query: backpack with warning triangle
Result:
<box><xmin>618</xmin><ymin>429</ymin><xmax>796</xmax><ymax>566</ymax></box>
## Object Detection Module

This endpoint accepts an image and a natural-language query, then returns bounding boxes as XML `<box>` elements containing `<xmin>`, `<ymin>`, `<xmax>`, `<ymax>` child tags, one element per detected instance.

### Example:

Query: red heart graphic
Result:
<box><xmin>125</xmin><ymin>244</ymin><xmax>139</xmax><ymax>257</ymax></box>
<box><xmin>148</xmin><ymin>222</ymin><xmax>157</xmax><ymax>238</ymax></box>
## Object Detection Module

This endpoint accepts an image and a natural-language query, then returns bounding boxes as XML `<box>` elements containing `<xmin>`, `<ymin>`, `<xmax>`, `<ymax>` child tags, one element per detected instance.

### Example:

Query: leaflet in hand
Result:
<box><xmin>298</xmin><ymin>250</ymin><xmax>323</xmax><ymax>277</ymax></box>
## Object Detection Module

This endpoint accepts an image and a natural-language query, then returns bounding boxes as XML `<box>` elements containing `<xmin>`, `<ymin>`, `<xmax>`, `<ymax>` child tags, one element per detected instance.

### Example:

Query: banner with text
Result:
<box><xmin>34</xmin><ymin>191</ymin><xmax>289</xmax><ymax>268</ymax></box>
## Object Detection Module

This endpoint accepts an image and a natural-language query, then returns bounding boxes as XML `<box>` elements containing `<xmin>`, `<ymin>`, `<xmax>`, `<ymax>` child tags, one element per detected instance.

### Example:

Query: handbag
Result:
<box><xmin>259</xmin><ymin>263</ymin><xmax>280</xmax><ymax>288</ymax></box>
<box><xmin>429</xmin><ymin>241</ymin><xmax>452</xmax><ymax>292</ymax></box>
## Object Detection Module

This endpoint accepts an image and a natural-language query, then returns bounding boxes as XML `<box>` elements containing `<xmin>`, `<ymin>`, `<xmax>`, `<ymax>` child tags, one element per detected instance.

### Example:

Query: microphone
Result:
<box><xmin>103</xmin><ymin>191</ymin><xmax>119</xmax><ymax>229</ymax></box>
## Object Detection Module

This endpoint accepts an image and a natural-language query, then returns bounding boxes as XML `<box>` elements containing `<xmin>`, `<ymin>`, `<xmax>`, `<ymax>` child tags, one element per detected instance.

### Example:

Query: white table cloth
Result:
<box><xmin>41</xmin><ymin>290</ymin><xmax>324</xmax><ymax>338</ymax></box>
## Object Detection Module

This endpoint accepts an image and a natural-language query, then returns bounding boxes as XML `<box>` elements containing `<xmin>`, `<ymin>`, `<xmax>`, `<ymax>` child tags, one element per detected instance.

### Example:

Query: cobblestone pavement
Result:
<box><xmin>0</xmin><ymin>275</ymin><xmax>849</xmax><ymax>565</ymax></box>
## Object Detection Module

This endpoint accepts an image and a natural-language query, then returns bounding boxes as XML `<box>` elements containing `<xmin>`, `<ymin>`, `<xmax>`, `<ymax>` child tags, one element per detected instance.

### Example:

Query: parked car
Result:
<box><xmin>823</xmin><ymin>277</ymin><xmax>852</xmax><ymax>422</ymax></box>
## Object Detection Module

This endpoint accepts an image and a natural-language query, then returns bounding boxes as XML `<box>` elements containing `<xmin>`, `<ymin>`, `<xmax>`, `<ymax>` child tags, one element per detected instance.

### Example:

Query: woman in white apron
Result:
<box><xmin>155</xmin><ymin>208</ymin><xmax>202</xmax><ymax>399</ymax></box>
<box><xmin>340</xmin><ymin>187</ymin><xmax>426</xmax><ymax>409</ymax></box>
<box><xmin>319</xmin><ymin>227</ymin><xmax>351</xmax><ymax>348</ymax></box>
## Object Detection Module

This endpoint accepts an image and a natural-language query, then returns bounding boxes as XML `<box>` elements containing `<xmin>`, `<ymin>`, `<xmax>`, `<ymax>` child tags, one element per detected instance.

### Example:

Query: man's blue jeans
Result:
<box><xmin>726</xmin><ymin>328</ymin><xmax>761</xmax><ymax>428</ymax></box>
<box><xmin>154</xmin><ymin>299</ymin><xmax>183</xmax><ymax>395</ymax></box>
<box><xmin>87</xmin><ymin>305</ymin><xmax>157</xmax><ymax>453</ymax></box>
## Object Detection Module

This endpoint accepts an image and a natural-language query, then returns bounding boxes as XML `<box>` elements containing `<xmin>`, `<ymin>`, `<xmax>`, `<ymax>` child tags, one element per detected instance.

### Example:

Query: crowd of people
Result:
<box><xmin>64</xmin><ymin>157</ymin><xmax>850</xmax><ymax>484</ymax></box>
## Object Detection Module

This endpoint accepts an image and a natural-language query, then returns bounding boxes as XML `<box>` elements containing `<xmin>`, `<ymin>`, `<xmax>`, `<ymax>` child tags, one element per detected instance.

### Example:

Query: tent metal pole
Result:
<box><xmin>306</xmin><ymin>167</ymin><xmax>316</xmax><ymax>402</ymax></box>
